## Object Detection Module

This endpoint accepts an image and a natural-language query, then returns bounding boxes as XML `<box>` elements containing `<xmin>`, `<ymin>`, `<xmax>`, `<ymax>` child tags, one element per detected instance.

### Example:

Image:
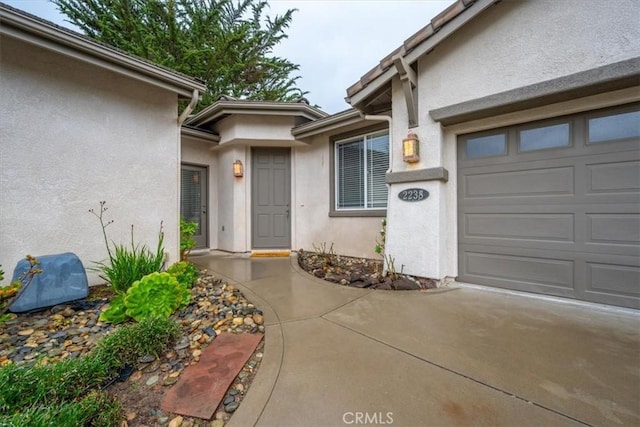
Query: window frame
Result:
<box><xmin>329</xmin><ymin>125</ymin><xmax>389</xmax><ymax>217</ymax></box>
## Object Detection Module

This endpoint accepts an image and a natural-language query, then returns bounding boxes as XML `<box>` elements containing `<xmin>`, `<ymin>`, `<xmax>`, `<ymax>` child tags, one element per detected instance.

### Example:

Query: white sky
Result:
<box><xmin>4</xmin><ymin>0</ymin><xmax>455</xmax><ymax>113</ymax></box>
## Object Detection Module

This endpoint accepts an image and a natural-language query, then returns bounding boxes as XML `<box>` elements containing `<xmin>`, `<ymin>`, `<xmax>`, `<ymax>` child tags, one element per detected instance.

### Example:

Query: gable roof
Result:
<box><xmin>0</xmin><ymin>2</ymin><xmax>206</xmax><ymax>98</ymax></box>
<box><xmin>344</xmin><ymin>0</ymin><xmax>499</xmax><ymax>113</ymax></box>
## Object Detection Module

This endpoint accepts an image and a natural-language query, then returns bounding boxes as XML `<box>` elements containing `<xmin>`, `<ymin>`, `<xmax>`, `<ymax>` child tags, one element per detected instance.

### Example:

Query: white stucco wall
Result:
<box><xmin>384</xmin><ymin>0</ymin><xmax>640</xmax><ymax>280</ymax></box>
<box><xmin>181</xmin><ymin>138</ymin><xmax>219</xmax><ymax>250</ymax></box>
<box><xmin>0</xmin><ymin>37</ymin><xmax>181</xmax><ymax>285</ymax></box>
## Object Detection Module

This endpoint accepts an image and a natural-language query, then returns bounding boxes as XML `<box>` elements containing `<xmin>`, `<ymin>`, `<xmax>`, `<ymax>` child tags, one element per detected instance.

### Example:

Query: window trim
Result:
<box><xmin>329</xmin><ymin>125</ymin><xmax>388</xmax><ymax>217</ymax></box>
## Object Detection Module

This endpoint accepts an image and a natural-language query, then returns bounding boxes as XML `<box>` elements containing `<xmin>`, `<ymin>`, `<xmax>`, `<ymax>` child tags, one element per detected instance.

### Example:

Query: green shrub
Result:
<box><xmin>100</xmin><ymin>272</ymin><xmax>190</xmax><ymax>324</ymax></box>
<box><xmin>167</xmin><ymin>261</ymin><xmax>199</xmax><ymax>288</ymax></box>
<box><xmin>93</xmin><ymin>317</ymin><xmax>180</xmax><ymax>368</ymax></box>
<box><xmin>97</xmin><ymin>294</ymin><xmax>128</xmax><ymax>324</ymax></box>
<box><xmin>0</xmin><ymin>355</ymin><xmax>111</xmax><ymax>414</ymax></box>
<box><xmin>180</xmin><ymin>216</ymin><xmax>198</xmax><ymax>261</ymax></box>
<box><xmin>90</xmin><ymin>201</ymin><xmax>165</xmax><ymax>293</ymax></box>
<box><xmin>0</xmin><ymin>391</ymin><xmax>121</xmax><ymax>427</ymax></box>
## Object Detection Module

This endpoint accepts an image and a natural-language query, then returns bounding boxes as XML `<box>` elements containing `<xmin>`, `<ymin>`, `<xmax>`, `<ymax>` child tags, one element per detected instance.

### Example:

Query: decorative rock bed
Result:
<box><xmin>0</xmin><ymin>272</ymin><xmax>265</xmax><ymax>426</ymax></box>
<box><xmin>297</xmin><ymin>249</ymin><xmax>437</xmax><ymax>290</ymax></box>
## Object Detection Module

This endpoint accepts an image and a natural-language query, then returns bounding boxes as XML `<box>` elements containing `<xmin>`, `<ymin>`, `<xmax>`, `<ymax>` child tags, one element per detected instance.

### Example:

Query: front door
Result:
<box><xmin>252</xmin><ymin>148</ymin><xmax>291</xmax><ymax>248</ymax></box>
<box><xmin>180</xmin><ymin>164</ymin><xmax>207</xmax><ymax>248</ymax></box>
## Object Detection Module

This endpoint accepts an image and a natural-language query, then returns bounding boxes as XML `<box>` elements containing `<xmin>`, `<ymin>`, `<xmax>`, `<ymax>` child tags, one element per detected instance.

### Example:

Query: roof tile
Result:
<box><xmin>431</xmin><ymin>0</ymin><xmax>468</xmax><ymax>31</ymax></box>
<box><xmin>346</xmin><ymin>80</ymin><xmax>365</xmax><ymax>98</ymax></box>
<box><xmin>379</xmin><ymin>45</ymin><xmax>407</xmax><ymax>70</ymax></box>
<box><xmin>403</xmin><ymin>24</ymin><xmax>435</xmax><ymax>52</ymax></box>
<box><xmin>346</xmin><ymin>0</ymin><xmax>480</xmax><ymax>101</ymax></box>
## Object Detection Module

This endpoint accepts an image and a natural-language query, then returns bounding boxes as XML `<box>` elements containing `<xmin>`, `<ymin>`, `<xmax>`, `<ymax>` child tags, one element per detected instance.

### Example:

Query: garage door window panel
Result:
<box><xmin>519</xmin><ymin>122</ymin><xmax>571</xmax><ymax>152</ymax></box>
<box><xmin>465</xmin><ymin>133</ymin><xmax>506</xmax><ymax>159</ymax></box>
<box><xmin>588</xmin><ymin>110</ymin><xmax>640</xmax><ymax>144</ymax></box>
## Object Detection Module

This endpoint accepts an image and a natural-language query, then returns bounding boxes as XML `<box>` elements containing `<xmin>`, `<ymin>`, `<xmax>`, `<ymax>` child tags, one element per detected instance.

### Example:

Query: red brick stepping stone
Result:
<box><xmin>161</xmin><ymin>332</ymin><xmax>263</xmax><ymax>419</ymax></box>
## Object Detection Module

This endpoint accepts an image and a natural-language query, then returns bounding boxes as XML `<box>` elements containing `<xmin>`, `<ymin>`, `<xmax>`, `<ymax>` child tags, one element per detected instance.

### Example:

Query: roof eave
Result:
<box><xmin>291</xmin><ymin>108</ymin><xmax>364</xmax><ymax>139</ymax></box>
<box><xmin>345</xmin><ymin>0</ymin><xmax>499</xmax><ymax>109</ymax></box>
<box><xmin>0</xmin><ymin>4</ymin><xmax>206</xmax><ymax>98</ymax></box>
<box><xmin>187</xmin><ymin>100</ymin><xmax>328</xmax><ymax>127</ymax></box>
<box><xmin>181</xmin><ymin>126</ymin><xmax>221</xmax><ymax>144</ymax></box>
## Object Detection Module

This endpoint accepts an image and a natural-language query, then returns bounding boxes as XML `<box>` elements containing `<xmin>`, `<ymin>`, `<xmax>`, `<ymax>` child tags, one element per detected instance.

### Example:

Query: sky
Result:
<box><xmin>3</xmin><ymin>0</ymin><xmax>455</xmax><ymax>114</ymax></box>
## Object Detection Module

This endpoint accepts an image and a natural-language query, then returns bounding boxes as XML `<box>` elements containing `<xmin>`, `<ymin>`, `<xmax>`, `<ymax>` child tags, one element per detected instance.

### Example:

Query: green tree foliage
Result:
<box><xmin>53</xmin><ymin>0</ymin><xmax>307</xmax><ymax>111</ymax></box>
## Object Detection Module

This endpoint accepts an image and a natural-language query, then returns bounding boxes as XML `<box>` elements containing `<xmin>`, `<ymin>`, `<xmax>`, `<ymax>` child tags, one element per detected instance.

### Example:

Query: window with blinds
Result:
<box><xmin>180</xmin><ymin>168</ymin><xmax>202</xmax><ymax>234</ymax></box>
<box><xmin>335</xmin><ymin>131</ymin><xmax>389</xmax><ymax>210</ymax></box>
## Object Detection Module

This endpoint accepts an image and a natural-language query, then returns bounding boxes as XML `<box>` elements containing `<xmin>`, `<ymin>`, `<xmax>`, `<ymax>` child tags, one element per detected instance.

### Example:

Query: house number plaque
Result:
<box><xmin>398</xmin><ymin>188</ymin><xmax>429</xmax><ymax>202</ymax></box>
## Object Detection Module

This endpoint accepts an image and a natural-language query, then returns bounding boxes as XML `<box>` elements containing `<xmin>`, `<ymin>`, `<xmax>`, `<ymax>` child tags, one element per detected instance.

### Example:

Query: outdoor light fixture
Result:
<box><xmin>402</xmin><ymin>132</ymin><xmax>420</xmax><ymax>163</ymax></box>
<box><xmin>233</xmin><ymin>160</ymin><xmax>243</xmax><ymax>177</ymax></box>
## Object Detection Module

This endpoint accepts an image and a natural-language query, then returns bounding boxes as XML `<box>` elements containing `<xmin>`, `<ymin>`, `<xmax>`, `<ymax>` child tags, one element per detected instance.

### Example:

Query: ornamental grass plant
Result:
<box><xmin>90</xmin><ymin>201</ymin><xmax>165</xmax><ymax>293</ymax></box>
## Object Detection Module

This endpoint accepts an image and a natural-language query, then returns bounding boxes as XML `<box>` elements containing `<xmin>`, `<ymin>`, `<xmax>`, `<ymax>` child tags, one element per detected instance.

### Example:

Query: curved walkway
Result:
<box><xmin>193</xmin><ymin>252</ymin><xmax>640</xmax><ymax>427</ymax></box>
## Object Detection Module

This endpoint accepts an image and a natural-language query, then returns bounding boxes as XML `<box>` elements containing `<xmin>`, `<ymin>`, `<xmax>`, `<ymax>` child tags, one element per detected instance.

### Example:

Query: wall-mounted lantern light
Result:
<box><xmin>233</xmin><ymin>160</ymin><xmax>244</xmax><ymax>177</ymax></box>
<box><xmin>402</xmin><ymin>132</ymin><xmax>420</xmax><ymax>163</ymax></box>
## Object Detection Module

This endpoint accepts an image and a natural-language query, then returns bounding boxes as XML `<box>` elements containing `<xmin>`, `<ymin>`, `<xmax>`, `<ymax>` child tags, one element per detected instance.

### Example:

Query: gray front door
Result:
<box><xmin>252</xmin><ymin>148</ymin><xmax>291</xmax><ymax>249</ymax></box>
<box><xmin>457</xmin><ymin>104</ymin><xmax>639</xmax><ymax>309</ymax></box>
<box><xmin>180</xmin><ymin>164</ymin><xmax>207</xmax><ymax>248</ymax></box>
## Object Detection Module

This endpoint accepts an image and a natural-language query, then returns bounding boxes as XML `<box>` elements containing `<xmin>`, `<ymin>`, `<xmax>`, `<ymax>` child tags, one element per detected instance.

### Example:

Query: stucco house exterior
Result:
<box><xmin>0</xmin><ymin>3</ymin><xmax>206</xmax><ymax>283</ymax></box>
<box><xmin>180</xmin><ymin>0</ymin><xmax>639</xmax><ymax>309</ymax></box>
<box><xmin>1</xmin><ymin>1</ymin><xmax>638</xmax><ymax>309</ymax></box>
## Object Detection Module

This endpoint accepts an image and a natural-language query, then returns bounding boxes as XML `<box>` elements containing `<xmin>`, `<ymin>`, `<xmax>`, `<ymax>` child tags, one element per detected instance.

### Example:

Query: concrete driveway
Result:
<box><xmin>192</xmin><ymin>252</ymin><xmax>640</xmax><ymax>427</ymax></box>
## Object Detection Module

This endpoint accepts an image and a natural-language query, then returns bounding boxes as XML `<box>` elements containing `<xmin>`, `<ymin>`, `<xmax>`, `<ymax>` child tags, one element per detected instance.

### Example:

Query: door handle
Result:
<box><xmin>286</xmin><ymin>209</ymin><xmax>289</xmax><ymax>219</ymax></box>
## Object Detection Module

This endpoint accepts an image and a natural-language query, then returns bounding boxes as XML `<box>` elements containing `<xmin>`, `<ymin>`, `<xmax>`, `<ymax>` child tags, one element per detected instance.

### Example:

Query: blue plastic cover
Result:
<box><xmin>9</xmin><ymin>252</ymin><xmax>89</xmax><ymax>313</ymax></box>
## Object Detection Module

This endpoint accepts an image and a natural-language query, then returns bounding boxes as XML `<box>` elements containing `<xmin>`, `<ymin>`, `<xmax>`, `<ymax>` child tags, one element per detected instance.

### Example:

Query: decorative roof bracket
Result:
<box><xmin>393</xmin><ymin>55</ymin><xmax>418</xmax><ymax>128</ymax></box>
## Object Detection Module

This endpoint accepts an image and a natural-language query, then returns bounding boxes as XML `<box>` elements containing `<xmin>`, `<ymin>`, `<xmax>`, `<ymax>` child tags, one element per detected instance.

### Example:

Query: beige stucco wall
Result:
<box><xmin>384</xmin><ymin>0</ymin><xmax>640</xmax><ymax>279</ymax></box>
<box><xmin>0</xmin><ymin>37</ymin><xmax>181</xmax><ymax>285</ymax></box>
<box><xmin>293</xmin><ymin>137</ymin><xmax>382</xmax><ymax>259</ymax></box>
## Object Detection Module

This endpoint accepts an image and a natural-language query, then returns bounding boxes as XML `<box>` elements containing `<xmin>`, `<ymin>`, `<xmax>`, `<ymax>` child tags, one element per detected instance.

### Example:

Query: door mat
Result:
<box><xmin>161</xmin><ymin>332</ymin><xmax>264</xmax><ymax>419</ymax></box>
<box><xmin>250</xmin><ymin>250</ymin><xmax>291</xmax><ymax>257</ymax></box>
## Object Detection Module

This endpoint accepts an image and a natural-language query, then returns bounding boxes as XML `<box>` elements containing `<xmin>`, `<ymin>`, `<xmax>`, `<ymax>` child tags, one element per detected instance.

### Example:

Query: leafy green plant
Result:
<box><xmin>90</xmin><ymin>201</ymin><xmax>165</xmax><ymax>293</ymax></box>
<box><xmin>167</xmin><ymin>261</ymin><xmax>199</xmax><ymax>288</ymax></box>
<box><xmin>97</xmin><ymin>294</ymin><xmax>128</xmax><ymax>324</ymax></box>
<box><xmin>99</xmin><ymin>272</ymin><xmax>191</xmax><ymax>324</ymax></box>
<box><xmin>374</xmin><ymin>218</ymin><xmax>387</xmax><ymax>255</ymax></box>
<box><xmin>180</xmin><ymin>216</ymin><xmax>198</xmax><ymax>261</ymax></box>
<box><xmin>93</xmin><ymin>317</ymin><xmax>179</xmax><ymax>368</ymax></box>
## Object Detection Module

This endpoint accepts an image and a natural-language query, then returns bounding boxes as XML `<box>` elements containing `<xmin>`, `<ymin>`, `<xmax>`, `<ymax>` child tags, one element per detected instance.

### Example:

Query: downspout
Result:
<box><xmin>178</xmin><ymin>89</ymin><xmax>200</xmax><ymax>125</ymax></box>
<box><xmin>359</xmin><ymin>112</ymin><xmax>393</xmax><ymax>274</ymax></box>
<box><xmin>176</xmin><ymin>89</ymin><xmax>199</xmax><ymax>264</ymax></box>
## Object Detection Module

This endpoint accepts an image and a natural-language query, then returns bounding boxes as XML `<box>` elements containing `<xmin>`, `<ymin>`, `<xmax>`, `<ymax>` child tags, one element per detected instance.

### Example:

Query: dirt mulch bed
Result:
<box><xmin>297</xmin><ymin>249</ymin><xmax>437</xmax><ymax>290</ymax></box>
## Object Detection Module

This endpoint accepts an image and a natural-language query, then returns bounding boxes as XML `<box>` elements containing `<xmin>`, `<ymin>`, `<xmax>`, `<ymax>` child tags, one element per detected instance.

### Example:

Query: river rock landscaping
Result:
<box><xmin>0</xmin><ymin>271</ymin><xmax>264</xmax><ymax>427</ymax></box>
<box><xmin>298</xmin><ymin>249</ymin><xmax>437</xmax><ymax>290</ymax></box>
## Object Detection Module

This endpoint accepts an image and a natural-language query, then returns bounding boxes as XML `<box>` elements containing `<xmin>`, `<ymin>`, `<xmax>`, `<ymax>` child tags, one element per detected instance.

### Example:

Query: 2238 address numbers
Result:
<box><xmin>398</xmin><ymin>188</ymin><xmax>429</xmax><ymax>202</ymax></box>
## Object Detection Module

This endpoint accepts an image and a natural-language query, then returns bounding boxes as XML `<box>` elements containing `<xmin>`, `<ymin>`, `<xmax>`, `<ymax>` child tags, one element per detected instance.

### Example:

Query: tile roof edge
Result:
<box><xmin>345</xmin><ymin>0</ymin><xmax>493</xmax><ymax>101</ymax></box>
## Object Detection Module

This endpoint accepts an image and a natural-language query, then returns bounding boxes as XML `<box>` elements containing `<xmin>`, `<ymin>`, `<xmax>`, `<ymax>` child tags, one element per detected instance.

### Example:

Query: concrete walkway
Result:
<box><xmin>192</xmin><ymin>253</ymin><xmax>640</xmax><ymax>427</ymax></box>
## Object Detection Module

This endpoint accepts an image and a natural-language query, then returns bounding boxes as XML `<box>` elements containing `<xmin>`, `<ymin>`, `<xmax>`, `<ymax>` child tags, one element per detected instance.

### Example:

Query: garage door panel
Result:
<box><xmin>586</xmin><ymin>160</ymin><xmax>640</xmax><ymax>193</ymax></box>
<box><xmin>463</xmin><ymin>213</ymin><xmax>574</xmax><ymax>242</ymax></box>
<box><xmin>462</xmin><ymin>250</ymin><xmax>574</xmax><ymax>288</ymax></box>
<box><xmin>587</xmin><ymin>213</ymin><xmax>640</xmax><ymax>245</ymax></box>
<box><xmin>458</xmin><ymin>103</ymin><xmax>639</xmax><ymax>309</ymax></box>
<box><xmin>463</xmin><ymin>166</ymin><xmax>574</xmax><ymax>198</ymax></box>
<box><xmin>586</xmin><ymin>262</ymin><xmax>640</xmax><ymax>296</ymax></box>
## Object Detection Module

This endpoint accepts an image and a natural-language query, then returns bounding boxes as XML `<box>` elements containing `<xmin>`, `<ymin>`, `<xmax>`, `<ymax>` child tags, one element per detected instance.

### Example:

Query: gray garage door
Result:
<box><xmin>457</xmin><ymin>104</ymin><xmax>640</xmax><ymax>309</ymax></box>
